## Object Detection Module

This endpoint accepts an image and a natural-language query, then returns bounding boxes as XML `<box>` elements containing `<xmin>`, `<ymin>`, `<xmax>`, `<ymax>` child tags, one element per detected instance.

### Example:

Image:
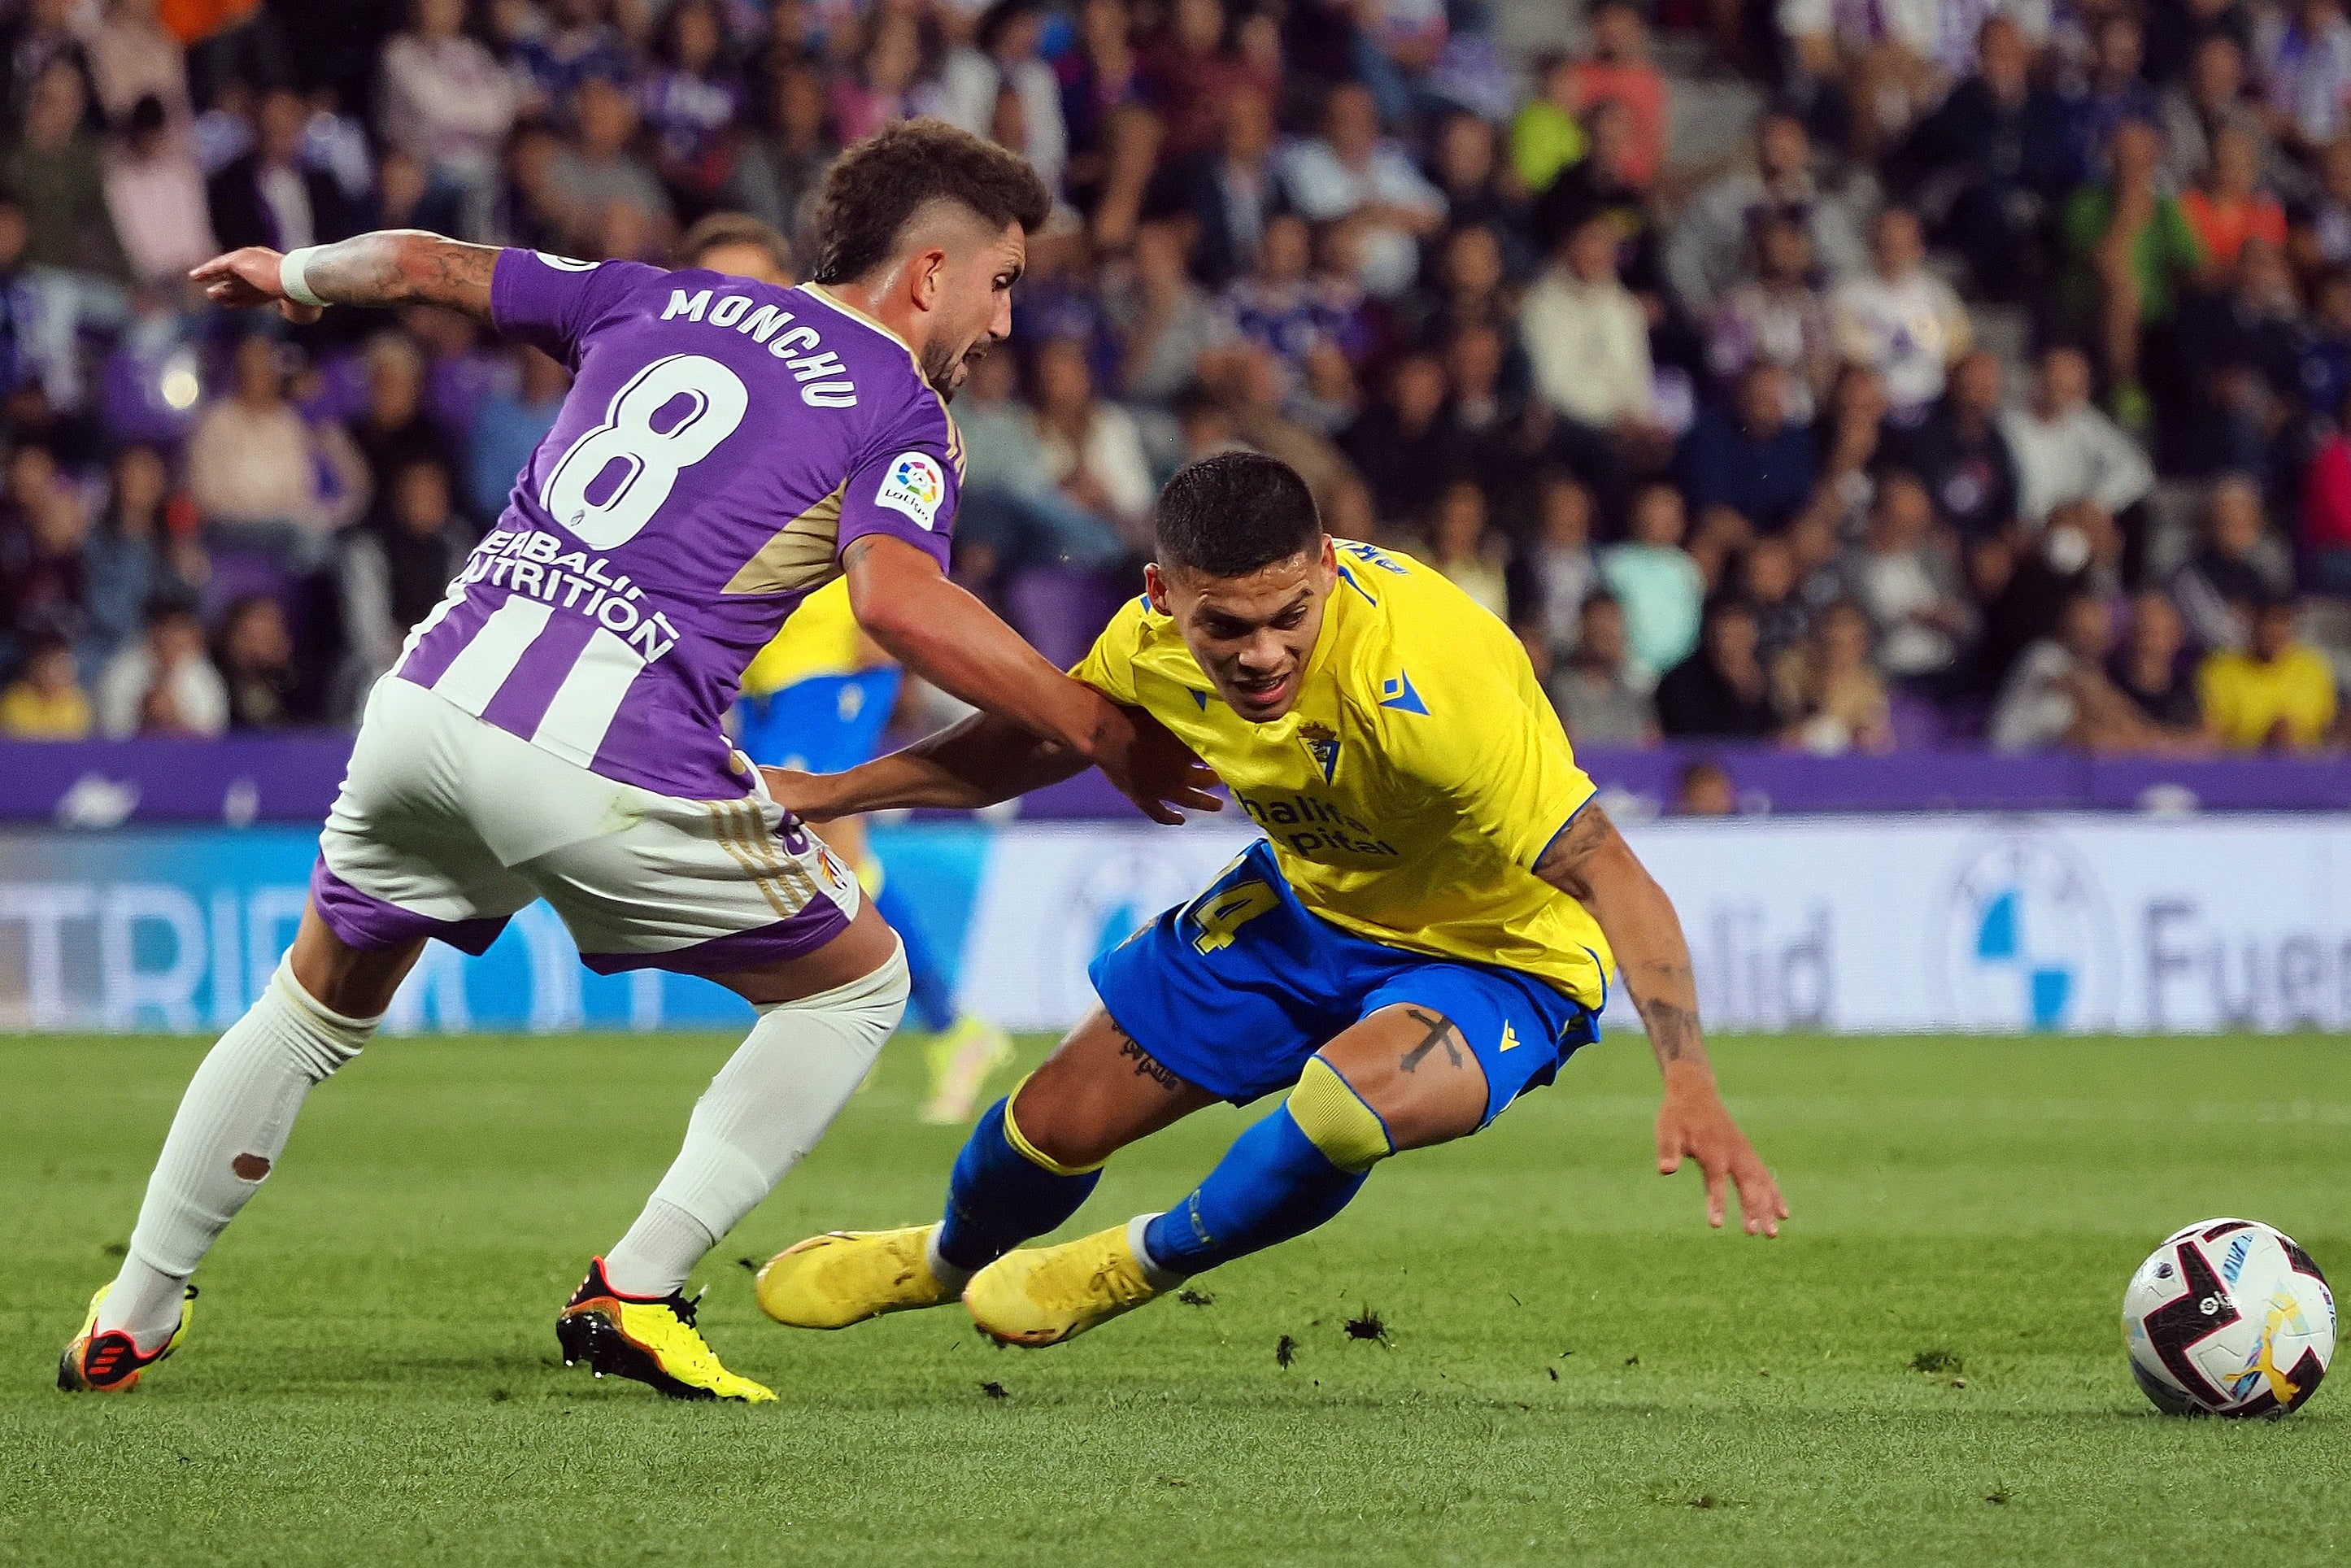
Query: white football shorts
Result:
<box><xmin>311</xmin><ymin>676</ymin><xmax>860</xmax><ymax>975</ymax></box>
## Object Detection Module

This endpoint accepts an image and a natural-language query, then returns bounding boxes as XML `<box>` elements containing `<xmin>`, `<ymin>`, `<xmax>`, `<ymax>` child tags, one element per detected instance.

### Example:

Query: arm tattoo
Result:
<box><xmin>1397</xmin><ymin>1008</ymin><xmax>1465</xmax><ymax>1074</ymax></box>
<box><xmin>303</xmin><ymin>232</ymin><xmax>500</xmax><ymax>320</ymax></box>
<box><xmin>1639</xmin><ymin>995</ymin><xmax>1701</xmax><ymax>1065</ymax></box>
<box><xmin>1532</xmin><ymin>805</ymin><xmax>1615</xmax><ymax>902</ymax></box>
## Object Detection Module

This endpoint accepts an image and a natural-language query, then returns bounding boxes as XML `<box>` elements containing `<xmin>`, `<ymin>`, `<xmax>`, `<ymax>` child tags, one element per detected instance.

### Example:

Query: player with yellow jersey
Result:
<box><xmin>754</xmin><ymin>452</ymin><xmax>1784</xmax><ymax>1346</ymax></box>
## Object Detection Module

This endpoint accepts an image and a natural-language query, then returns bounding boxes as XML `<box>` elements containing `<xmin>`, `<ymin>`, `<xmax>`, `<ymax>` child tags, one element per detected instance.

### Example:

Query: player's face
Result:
<box><xmin>1148</xmin><ymin>538</ymin><xmax>1338</xmax><ymax>724</ymax></box>
<box><xmin>918</xmin><ymin>222</ymin><xmax>1025</xmax><ymax>399</ymax></box>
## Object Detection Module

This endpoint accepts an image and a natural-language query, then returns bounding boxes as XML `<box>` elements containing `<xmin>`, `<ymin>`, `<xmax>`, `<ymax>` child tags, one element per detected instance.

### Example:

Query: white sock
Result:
<box><xmin>921</xmin><ymin>1226</ymin><xmax>973</xmax><ymax>1292</ymax></box>
<box><xmin>100</xmin><ymin>958</ymin><xmax>376</xmax><ymax>1348</ymax></box>
<box><xmin>603</xmin><ymin>945</ymin><xmax>908</xmax><ymax>1297</ymax></box>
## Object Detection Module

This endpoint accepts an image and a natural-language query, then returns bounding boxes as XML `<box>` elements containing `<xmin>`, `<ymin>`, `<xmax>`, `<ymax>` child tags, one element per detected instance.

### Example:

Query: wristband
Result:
<box><xmin>279</xmin><ymin>246</ymin><xmax>327</xmax><ymax>308</ymax></box>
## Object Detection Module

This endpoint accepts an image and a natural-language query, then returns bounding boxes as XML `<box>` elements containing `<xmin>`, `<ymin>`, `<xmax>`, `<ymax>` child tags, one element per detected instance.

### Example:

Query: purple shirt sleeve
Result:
<box><xmin>490</xmin><ymin>250</ymin><xmax>668</xmax><ymax>367</ymax></box>
<box><xmin>834</xmin><ymin>401</ymin><xmax>961</xmax><ymax>573</ymax></box>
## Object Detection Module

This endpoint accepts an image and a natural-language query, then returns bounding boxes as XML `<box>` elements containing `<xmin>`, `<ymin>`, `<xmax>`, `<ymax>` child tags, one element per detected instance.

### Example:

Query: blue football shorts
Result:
<box><xmin>736</xmin><ymin>669</ymin><xmax>904</xmax><ymax>774</ymax></box>
<box><xmin>1090</xmin><ymin>840</ymin><xmax>1600</xmax><ymax>1123</ymax></box>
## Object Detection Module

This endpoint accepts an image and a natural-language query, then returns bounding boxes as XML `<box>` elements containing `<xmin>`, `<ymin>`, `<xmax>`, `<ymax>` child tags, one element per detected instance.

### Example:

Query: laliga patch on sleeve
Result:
<box><xmin>873</xmin><ymin>451</ymin><xmax>947</xmax><ymax>531</ymax></box>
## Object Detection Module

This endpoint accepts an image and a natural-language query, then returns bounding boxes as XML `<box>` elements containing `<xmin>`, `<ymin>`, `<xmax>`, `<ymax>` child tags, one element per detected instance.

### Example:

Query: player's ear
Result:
<box><xmin>1143</xmin><ymin>561</ymin><xmax>1169</xmax><ymax>614</ymax></box>
<box><xmin>910</xmin><ymin>246</ymin><xmax>949</xmax><ymax>311</ymax></box>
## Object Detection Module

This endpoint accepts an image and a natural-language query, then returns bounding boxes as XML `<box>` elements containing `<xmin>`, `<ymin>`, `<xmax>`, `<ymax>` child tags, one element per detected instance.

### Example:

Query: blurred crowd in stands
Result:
<box><xmin>3</xmin><ymin>0</ymin><xmax>2350</xmax><ymax>758</ymax></box>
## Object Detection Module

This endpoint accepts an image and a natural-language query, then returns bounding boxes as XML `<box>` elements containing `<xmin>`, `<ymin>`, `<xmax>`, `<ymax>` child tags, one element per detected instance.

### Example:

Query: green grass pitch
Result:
<box><xmin>2</xmin><ymin>1030</ymin><xmax>2345</xmax><ymax>1566</ymax></box>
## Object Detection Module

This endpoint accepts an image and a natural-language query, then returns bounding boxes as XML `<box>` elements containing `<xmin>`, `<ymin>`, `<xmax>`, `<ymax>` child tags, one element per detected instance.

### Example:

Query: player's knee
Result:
<box><xmin>1287</xmin><ymin>1057</ymin><xmax>1395</xmax><ymax>1174</ymax></box>
<box><xmin>1003</xmin><ymin>1081</ymin><xmax>1113</xmax><ymax>1176</ymax></box>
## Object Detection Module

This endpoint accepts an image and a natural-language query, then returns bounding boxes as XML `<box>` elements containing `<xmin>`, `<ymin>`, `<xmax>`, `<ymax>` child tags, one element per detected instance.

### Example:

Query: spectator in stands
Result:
<box><xmin>1672</xmin><ymin>756</ymin><xmax>1738</xmax><ymax>815</ymax></box>
<box><xmin>1031</xmin><ymin>333</ymin><xmax>1153</xmax><ymax>553</ymax></box>
<box><xmin>377</xmin><ymin>0</ymin><xmax>518</xmax><ymax>241</ymax></box>
<box><xmin>2174</xmin><ymin>473</ymin><xmax>2293</xmax><ymax>649</ymax></box>
<box><xmin>468</xmin><ymin>344</ymin><xmax>569</xmax><ymax>521</ymax></box>
<box><xmin>2292</xmin><ymin>134</ymin><xmax>2351</xmax><ymax>269</ymax></box>
<box><xmin>941</xmin><ymin>0</ymin><xmax>1066</xmax><ymax>198</ymax></box>
<box><xmin>2301</xmin><ymin>387</ymin><xmax>2351</xmax><ymax>590</ymax></box>
<box><xmin>102</xmin><ymin>94</ymin><xmax>216</xmax><ymax>285</ymax></box>
<box><xmin>1525</xmin><ymin>470</ymin><xmax>1600</xmax><ymax>667</ymax></box>
<box><xmin>1896</xmin><ymin>15</ymin><xmax>2070</xmax><ymax>303</ymax></box>
<box><xmin>1102</xmin><ymin>219</ymin><xmax>1218</xmax><ymax>406</ymax></box>
<box><xmin>2255</xmin><ymin>0</ymin><xmax>2351</xmax><ymax>151</ymax></box>
<box><xmin>5</xmin><ymin>57</ymin><xmax>130</xmax><ymax>281</ymax></box>
<box><xmin>1706</xmin><ymin>210</ymin><xmax>1835</xmax><ymax>425</ymax></box>
<box><xmin>351</xmin><ymin>331</ymin><xmax>460</xmax><ymax>503</ymax></box>
<box><xmin>2064</xmin><ymin>14</ymin><xmax>2164</xmax><ymax>172</ymax></box>
<box><xmin>548</xmin><ymin>74</ymin><xmax>673</xmax><ymax>258</ymax></box>
<box><xmin>1421</xmin><ymin>480</ymin><xmax>1509</xmax><ymax>622</ymax></box>
<box><xmin>1990</xmin><ymin>590</ymin><xmax>2187</xmax><ymax>751</ymax></box>
<box><xmin>2109</xmin><ymin>588</ymin><xmax>2213</xmax><ymax>740</ymax></box>
<box><xmin>0</xmin><ymin>633</ymin><xmax>92</xmax><ymax>738</ymax></box>
<box><xmin>2174</xmin><ymin>236</ymin><xmax>2305</xmax><ymax>481</ymax></box>
<box><xmin>2183</xmin><ymin>123</ymin><xmax>2287</xmax><ymax>269</ymax></box>
<box><xmin>1427</xmin><ymin>110</ymin><xmax>1524</xmax><ymax>259</ymax></box>
<box><xmin>1739</xmin><ymin>533</ymin><xmax>1816</xmax><ymax>671</ymax></box>
<box><xmin>84</xmin><ymin>444</ymin><xmax>195</xmax><ymax>669</ymax></box>
<box><xmin>1220</xmin><ymin>211</ymin><xmax>1362</xmax><ymax>381</ymax></box>
<box><xmin>738</xmin><ymin>60</ymin><xmax>835</xmax><ymax>255</ymax></box>
<box><xmin>1892</xmin><ymin>347</ymin><xmax>2019</xmax><ymax>547</ymax></box>
<box><xmin>338</xmin><ymin>458</ymin><xmax>474</xmax><ymax>713</ymax></box>
<box><xmin>1508</xmin><ymin>53</ymin><xmax>1585</xmax><ymax>200</ymax></box>
<box><xmin>2058</xmin><ymin>115</ymin><xmax>2205</xmax><ymax>429</ymax></box>
<box><xmin>213</xmin><ymin>593</ymin><xmax>303</xmax><ymax>730</ymax></box>
<box><xmin>636</xmin><ymin>0</ymin><xmax>747</xmax><ymax>223</ymax></box>
<box><xmin>1548</xmin><ymin>590</ymin><xmax>1658</xmax><ymax>748</ymax></box>
<box><xmin>1800</xmin><ymin>363</ymin><xmax>1895</xmax><ymax>539</ymax></box>
<box><xmin>1604</xmin><ymin>482</ymin><xmax>1705</xmax><ymax>684</ymax></box>
<box><xmin>1777</xmin><ymin>598</ymin><xmax>1895</xmax><ymax>754</ymax></box>
<box><xmin>208</xmin><ymin>85</ymin><xmax>357</xmax><ymax>256</ymax></box>
<box><xmin>1176</xmin><ymin>86</ymin><xmax>1278</xmax><ymax>290</ymax></box>
<box><xmin>95</xmin><ymin>595</ymin><xmax>226</xmax><ymax>738</ymax></box>
<box><xmin>1657</xmin><ymin>595</ymin><xmax>1780</xmax><ymax>739</ymax></box>
<box><xmin>0</xmin><ymin>442</ymin><xmax>88</xmax><ymax>665</ymax></box>
<box><xmin>1278</xmin><ymin>80</ymin><xmax>1445</xmax><ymax>300</ymax></box>
<box><xmin>185</xmin><ymin>331</ymin><xmax>367</xmax><ymax>568</ymax></box>
<box><xmin>1831</xmin><ymin>206</ymin><xmax>1970</xmax><ymax>422</ymax></box>
<box><xmin>2161</xmin><ymin>37</ymin><xmax>2272</xmax><ymax>194</ymax></box>
<box><xmin>85</xmin><ymin>0</ymin><xmax>194</xmax><ymax>130</ymax></box>
<box><xmin>1400</xmin><ymin>221</ymin><xmax>1514</xmax><ymax>347</ymax></box>
<box><xmin>1842</xmin><ymin>471</ymin><xmax>1975</xmax><ymax>690</ymax></box>
<box><xmin>1522</xmin><ymin>213</ymin><xmax>1662</xmax><ymax>493</ymax></box>
<box><xmin>1339</xmin><ymin>347</ymin><xmax>1455</xmax><ymax>534</ymax></box>
<box><xmin>1667</xmin><ymin>108</ymin><xmax>1866</xmax><ymax>317</ymax></box>
<box><xmin>1568</xmin><ymin>0</ymin><xmax>1668</xmax><ymax>190</ymax></box>
<box><xmin>1679</xmin><ymin>362</ymin><xmax>1818</xmax><ymax>541</ymax></box>
<box><xmin>1145</xmin><ymin>0</ymin><xmax>1274</xmax><ymax>162</ymax></box>
<box><xmin>2199</xmin><ymin>594</ymin><xmax>2342</xmax><ymax>747</ymax></box>
<box><xmin>509</xmin><ymin>0</ymin><xmax>633</xmax><ymax>124</ymax></box>
<box><xmin>1780</xmin><ymin>0</ymin><xmax>1944</xmax><ymax>163</ymax></box>
<box><xmin>2000</xmin><ymin>345</ymin><xmax>2154</xmax><ymax>530</ymax></box>
<box><xmin>956</xmin><ymin>347</ymin><xmax>1129</xmax><ymax>577</ymax></box>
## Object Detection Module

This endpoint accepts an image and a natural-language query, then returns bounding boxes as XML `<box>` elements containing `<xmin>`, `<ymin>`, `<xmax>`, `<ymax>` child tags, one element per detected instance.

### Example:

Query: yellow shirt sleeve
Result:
<box><xmin>1378</xmin><ymin>601</ymin><xmax>1597</xmax><ymax>869</ymax></box>
<box><xmin>741</xmin><ymin>578</ymin><xmax>864</xmax><ymax>697</ymax></box>
<box><xmin>1069</xmin><ymin>593</ymin><xmax>1153</xmax><ymax>706</ymax></box>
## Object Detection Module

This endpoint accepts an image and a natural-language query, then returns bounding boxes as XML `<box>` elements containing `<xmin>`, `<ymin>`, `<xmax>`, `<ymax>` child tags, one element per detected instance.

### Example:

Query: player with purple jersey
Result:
<box><xmin>60</xmin><ymin>122</ymin><xmax>1218</xmax><ymax>1404</ymax></box>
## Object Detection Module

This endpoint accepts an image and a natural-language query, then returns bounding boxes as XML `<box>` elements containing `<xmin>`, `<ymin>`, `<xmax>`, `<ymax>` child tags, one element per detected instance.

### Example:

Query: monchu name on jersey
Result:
<box><xmin>1072</xmin><ymin>541</ymin><xmax>1614</xmax><ymax>1008</ymax></box>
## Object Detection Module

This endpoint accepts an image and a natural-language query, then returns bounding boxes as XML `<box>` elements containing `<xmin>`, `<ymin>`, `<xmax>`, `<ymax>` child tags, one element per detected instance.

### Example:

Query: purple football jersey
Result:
<box><xmin>394</xmin><ymin>250</ymin><xmax>964</xmax><ymax>798</ymax></box>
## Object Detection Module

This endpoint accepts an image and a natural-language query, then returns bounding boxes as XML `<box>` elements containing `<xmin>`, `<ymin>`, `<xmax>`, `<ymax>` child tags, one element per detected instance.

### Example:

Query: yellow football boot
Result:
<box><xmin>555</xmin><ymin>1259</ymin><xmax>774</xmax><ymax>1403</ymax></box>
<box><xmin>755</xmin><ymin>1225</ymin><xmax>959</xmax><ymax>1328</ymax></box>
<box><xmin>58</xmin><ymin>1283</ymin><xmax>196</xmax><ymax>1392</ymax></box>
<box><xmin>918</xmin><ymin>1017</ymin><xmax>1016</xmax><ymax>1125</ymax></box>
<box><xmin>964</xmin><ymin>1222</ymin><xmax>1165</xmax><ymax>1347</ymax></box>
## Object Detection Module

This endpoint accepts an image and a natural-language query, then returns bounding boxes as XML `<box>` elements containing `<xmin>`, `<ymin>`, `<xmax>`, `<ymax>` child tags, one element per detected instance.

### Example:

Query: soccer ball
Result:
<box><xmin>2123</xmin><ymin>1219</ymin><xmax>2334</xmax><ymax>1418</ymax></box>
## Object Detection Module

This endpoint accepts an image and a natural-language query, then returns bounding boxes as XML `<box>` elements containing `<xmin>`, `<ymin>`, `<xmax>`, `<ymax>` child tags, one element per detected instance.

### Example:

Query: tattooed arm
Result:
<box><xmin>190</xmin><ymin>232</ymin><xmax>501</xmax><ymax>324</ymax></box>
<box><xmin>1535</xmin><ymin>803</ymin><xmax>1788</xmax><ymax>1235</ymax></box>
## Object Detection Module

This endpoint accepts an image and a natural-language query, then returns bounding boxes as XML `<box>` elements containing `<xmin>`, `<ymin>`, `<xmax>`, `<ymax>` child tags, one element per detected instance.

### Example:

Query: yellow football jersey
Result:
<box><xmin>1073</xmin><ymin>540</ymin><xmax>1613</xmax><ymax>1007</ymax></box>
<box><xmin>740</xmin><ymin>578</ymin><xmax>864</xmax><ymax>698</ymax></box>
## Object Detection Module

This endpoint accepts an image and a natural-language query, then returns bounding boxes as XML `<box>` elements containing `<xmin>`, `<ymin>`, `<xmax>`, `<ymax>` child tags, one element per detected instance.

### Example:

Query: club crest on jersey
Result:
<box><xmin>876</xmin><ymin>451</ymin><xmax>945</xmax><ymax>530</ymax></box>
<box><xmin>1297</xmin><ymin>721</ymin><xmax>1340</xmax><ymax>783</ymax></box>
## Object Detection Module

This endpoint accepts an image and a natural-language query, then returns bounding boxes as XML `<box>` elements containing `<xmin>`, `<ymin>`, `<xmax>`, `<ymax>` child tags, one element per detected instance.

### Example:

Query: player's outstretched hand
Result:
<box><xmin>1655</xmin><ymin>1062</ymin><xmax>1787</xmax><ymax>1237</ymax></box>
<box><xmin>189</xmin><ymin>246</ymin><xmax>323</xmax><ymax>324</ymax></box>
<box><xmin>1095</xmin><ymin>704</ymin><xmax>1222</xmax><ymax>826</ymax></box>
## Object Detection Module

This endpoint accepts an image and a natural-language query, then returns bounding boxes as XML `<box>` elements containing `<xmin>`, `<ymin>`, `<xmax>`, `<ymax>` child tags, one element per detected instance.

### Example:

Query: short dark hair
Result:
<box><xmin>805</xmin><ymin>119</ymin><xmax>1052</xmax><ymax>285</ymax></box>
<box><xmin>1155</xmin><ymin>451</ymin><xmax>1322</xmax><ymax>578</ymax></box>
<box><xmin>677</xmin><ymin>211</ymin><xmax>794</xmax><ymax>278</ymax></box>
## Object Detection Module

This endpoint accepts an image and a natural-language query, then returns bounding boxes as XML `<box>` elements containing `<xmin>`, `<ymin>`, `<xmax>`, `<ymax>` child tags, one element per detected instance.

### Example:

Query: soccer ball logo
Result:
<box><xmin>2123</xmin><ymin>1219</ymin><xmax>2335</xmax><ymax>1417</ymax></box>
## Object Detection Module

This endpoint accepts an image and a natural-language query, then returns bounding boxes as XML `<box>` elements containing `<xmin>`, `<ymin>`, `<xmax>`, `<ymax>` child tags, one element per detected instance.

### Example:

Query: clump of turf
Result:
<box><xmin>1909</xmin><ymin>1349</ymin><xmax>1963</xmax><ymax>1375</ymax></box>
<box><xmin>1343</xmin><ymin>1307</ymin><xmax>1388</xmax><ymax>1344</ymax></box>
